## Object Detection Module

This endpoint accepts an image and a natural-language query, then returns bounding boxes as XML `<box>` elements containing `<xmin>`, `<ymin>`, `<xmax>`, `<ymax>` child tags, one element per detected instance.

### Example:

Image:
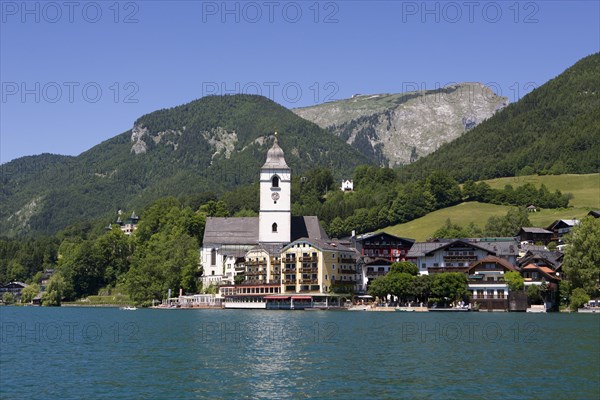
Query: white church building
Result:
<box><xmin>200</xmin><ymin>134</ymin><xmax>328</xmax><ymax>287</ymax></box>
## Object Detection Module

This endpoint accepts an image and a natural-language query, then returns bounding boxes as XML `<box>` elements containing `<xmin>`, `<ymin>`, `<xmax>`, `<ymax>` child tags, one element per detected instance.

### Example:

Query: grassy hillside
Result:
<box><xmin>482</xmin><ymin>173</ymin><xmax>599</xmax><ymax>209</ymax></box>
<box><xmin>385</xmin><ymin>173</ymin><xmax>597</xmax><ymax>241</ymax></box>
<box><xmin>385</xmin><ymin>202</ymin><xmax>591</xmax><ymax>241</ymax></box>
<box><xmin>385</xmin><ymin>202</ymin><xmax>510</xmax><ymax>241</ymax></box>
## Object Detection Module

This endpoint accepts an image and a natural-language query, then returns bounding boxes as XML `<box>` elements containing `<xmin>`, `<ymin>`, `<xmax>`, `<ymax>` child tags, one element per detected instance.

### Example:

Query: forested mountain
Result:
<box><xmin>399</xmin><ymin>53</ymin><xmax>600</xmax><ymax>182</ymax></box>
<box><xmin>0</xmin><ymin>95</ymin><xmax>371</xmax><ymax>237</ymax></box>
<box><xmin>2</xmin><ymin>54</ymin><xmax>597</xmax><ymax>238</ymax></box>
<box><xmin>294</xmin><ymin>82</ymin><xmax>508</xmax><ymax>166</ymax></box>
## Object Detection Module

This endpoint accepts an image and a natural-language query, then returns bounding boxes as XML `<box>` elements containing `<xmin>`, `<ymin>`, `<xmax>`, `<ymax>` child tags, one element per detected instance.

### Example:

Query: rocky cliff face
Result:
<box><xmin>293</xmin><ymin>83</ymin><xmax>508</xmax><ymax>167</ymax></box>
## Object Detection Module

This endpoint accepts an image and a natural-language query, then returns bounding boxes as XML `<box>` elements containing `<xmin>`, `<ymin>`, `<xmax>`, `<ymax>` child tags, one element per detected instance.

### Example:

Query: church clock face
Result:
<box><xmin>271</xmin><ymin>192</ymin><xmax>280</xmax><ymax>201</ymax></box>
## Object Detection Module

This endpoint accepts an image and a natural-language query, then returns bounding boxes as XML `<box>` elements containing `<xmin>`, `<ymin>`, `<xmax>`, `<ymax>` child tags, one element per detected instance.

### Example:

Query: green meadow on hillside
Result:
<box><xmin>385</xmin><ymin>174</ymin><xmax>598</xmax><ymax>241</ymax></box>
<box><xmin>482</xmin><ymin>174</ymin><xmax>599</xmax><ymax>209</ymax></box>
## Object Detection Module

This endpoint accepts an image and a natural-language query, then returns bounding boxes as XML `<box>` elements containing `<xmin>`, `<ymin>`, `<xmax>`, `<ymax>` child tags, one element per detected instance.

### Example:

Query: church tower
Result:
<box><xmin>259</xmin><ymin>133</ymin><xmax>291</xmax><ymax>244</ymax></box>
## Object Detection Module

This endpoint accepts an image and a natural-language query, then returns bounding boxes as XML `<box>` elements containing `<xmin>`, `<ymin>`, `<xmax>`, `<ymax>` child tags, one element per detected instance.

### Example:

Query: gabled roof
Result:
<box><xmin>466</xmin><ymin>256</ymin><xmax>517</xmax><ymax>274</ymax></box>
<box><xmin>407</xmin><ymin>239</ymin><xmax>496</xmax><ymax>258</ymax></box>
<box><xmin>518</xmin><ymin>250</ymin><xmax>563</xmax><ymax>270</ymax></box>
<box><xmin>203</xmin><ymin>217</ymin><xmax>259</xmax><ymax>246</ymax></box>
<box><xmin>477</xmin><ymin>241</ymin><xmax>519</xmax><ymax>258</ymax></box>
<box><xmin>283</xmin><ymin>237</ymin><xmax>355</xmax><ymax>253</ymax></box>
<box><xmin>547</xmin><ymin>219</ymin><xmax>580</xmax><ymax>230</ymax></box>
<box><xmin>519</xmin><ymin>227</ymin><xmax>553</xmax><ymax>234</ymax></box>
<box><xmin>291</xmin><ymin>216</ymin><xmax>329</xmax><ymax>241</ymax></box>
<box><xmin>520</xmin><ymin>244</ymin><xmax>548</xmax><ymax>253</ymax></box>
<box><xmin>522</xmin><ymin>263</ymin><xmax>561</xmax><ymax>282</ymax></box>
<box><xmin>355</xmin><ymin>231</ymin><xmax>415</xmax><ymax>245</ymax></box>
<box><xmin>1</xmin><ymin>282</ymin><xmax>28</xmax><ymax>289</ymax></box>
<box><xmin>203</xmin><ymin>216</ymin><xmax>328</xmax><ymax>246</ymax></box>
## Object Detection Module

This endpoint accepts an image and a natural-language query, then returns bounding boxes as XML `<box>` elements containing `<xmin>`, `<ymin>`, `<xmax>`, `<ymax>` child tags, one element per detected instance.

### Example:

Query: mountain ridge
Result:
<box><xmin>294</xmin><ymin>82</ymin><xmax>508</xmax><ymax>166</ymax></box>
<box><xmin>398</xmin><ymin>53</ymin><xmax>600</xmax><ymax>182</ymax></box>
<box><xmin>0</xmin><ymin>95</ymin><xmax>371</xmax><ymax>237</ymax></box>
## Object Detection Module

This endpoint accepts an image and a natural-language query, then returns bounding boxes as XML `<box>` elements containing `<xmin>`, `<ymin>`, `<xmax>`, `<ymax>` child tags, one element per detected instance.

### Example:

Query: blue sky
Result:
<box><xmin>1</xmin><ymin>0</ymin><xmax>598</xmax><ymax>163</ymax></box>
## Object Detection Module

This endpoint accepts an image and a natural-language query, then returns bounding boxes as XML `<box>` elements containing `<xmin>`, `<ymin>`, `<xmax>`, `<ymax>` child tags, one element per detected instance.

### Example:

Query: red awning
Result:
<box><xmin>291</xmin><ymin>296</ymin><xmax>312</xmax><ymax>300</ymax></box>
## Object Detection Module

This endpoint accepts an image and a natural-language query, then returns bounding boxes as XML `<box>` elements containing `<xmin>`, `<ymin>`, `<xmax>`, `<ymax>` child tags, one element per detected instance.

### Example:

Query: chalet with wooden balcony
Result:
<box><xmin>354</xmin><ymin>232</ymin><xmax>415</xmax><ymax>262</ymax></box>
<box><xmin>357</xmin><ymin>257</ymin><xmax>394</xmax><ymax>293</ymax></box>
<box><xmin>407</xmin><ymin>238</ymin><xmax>519</xmax><ymax>275</ymax></box>
<box><xmin>518</xmin><ymin>227</ymin><xmax>553</xmax><ymax>245</ymax></box>
<box><xmin>0</xmin><ymin>281</ymin><xmax>28</xmax><ymax>300</ymax></box>
<box><xmin>407</xmin><ymin>239</ymin><xmax>494</xmax><ymax>275</ymax></box>
<box><xmin>546</xmin><ymin>219</ymin><xmax>580</xmax><ymax>244</ymax></box>
<box><xmin>517</xmin><ymin>249</ymin><xmax>563</xmax><ymax>278</ymax></box>
<box><xmin>521</xmin><ymin>263</ymin><xmax>561</xmax><ymax>310</ymax></box>
<box><xmin>466</xmin><ymin>257</ymin><xmax>517</xmax><ymax>311</ymax></box>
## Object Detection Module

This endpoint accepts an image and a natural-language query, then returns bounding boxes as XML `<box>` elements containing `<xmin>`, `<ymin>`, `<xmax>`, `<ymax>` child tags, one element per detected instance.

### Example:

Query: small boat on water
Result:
<box><xmin>120</xmin><ymin>306</ymin><xmax>138</xmax><ymax>311</ymax></box>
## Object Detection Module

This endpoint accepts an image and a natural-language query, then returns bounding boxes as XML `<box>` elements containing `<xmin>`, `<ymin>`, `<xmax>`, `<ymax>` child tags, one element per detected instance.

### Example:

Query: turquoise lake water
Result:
<box><xmin>1</xmin><ymin>307</ymin><xmax>599</xmax><ymax>399</ymax></box>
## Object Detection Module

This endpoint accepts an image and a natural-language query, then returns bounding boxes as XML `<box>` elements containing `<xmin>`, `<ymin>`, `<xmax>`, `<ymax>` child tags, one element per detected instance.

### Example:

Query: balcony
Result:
<box><xmin>283</xmin><ymin>279</ymin><xmax>296</xmax><ymax>284</ymax></box>
<box><xmin>245</xmin><ymin>259</ymin><xmax>267</xmax><ymax>266</ymax></box>
<box><xmin>340</xmin><ymin>266</ymin><xmax>356</xmax><ymax>274</ymax></box>
<box><xmin>468</xmin><ymin>279</ymin><xmax>506</xmax><ymax>285</ymax></box>
<box><xmin>301</xmin><ymin>279</ymin><xmax>318</xmax><ymax>284</ymax></box>
<box><xmin>301</xmin><ymin>266</ymin><xmax>317</xmax><ymax>273</ymax></box>
<box><xmin>340</xmin><ymin>257</ymin><xmax>355</xmax><ymax>264</ymax></box>
<box><xmin>443</xmin><ymin>255</ymin><xmax>477</xmax><ymax>262</ymax></box>
<box><xmin>366</xmin><ymin>271</ymin><xmax>387</xmax><ymax>277</ymax></box>
<box><xmin>245</xmin><ymin>270</ymin><xmax>265</xmax><ymax>277</ymax></box>
<box><xmin>300</xmin><ymin>256</ymin><xmax>318</xmax><ymax>262</ymax></box>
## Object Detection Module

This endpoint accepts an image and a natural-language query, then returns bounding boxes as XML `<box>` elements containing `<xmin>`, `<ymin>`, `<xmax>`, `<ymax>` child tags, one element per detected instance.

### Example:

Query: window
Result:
<box><xmin>211</xmin><ymin>248</ymin><xmax>216</xmax><ymax>266</ymax></box>
<box><xmin>272</xmin><ymin>223</ymin><xmax>278</xmax><ymax>233</ymax></box>
<box><xmin>272</xmin><ymin>176</ymin><xmax>279</xmax><ymax>187</ymax></box>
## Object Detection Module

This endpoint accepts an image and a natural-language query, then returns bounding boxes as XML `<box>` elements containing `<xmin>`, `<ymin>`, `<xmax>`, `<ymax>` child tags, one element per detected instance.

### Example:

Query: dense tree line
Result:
<box><xmin>463</xmin><ymin>181</ymin><xmax>569</xmax><ymax>208</ymax></box>
<box><xmin>367</xmin><ymin>262</ymin><xmax>468</xmax><ymax>307</ymax></box>
<box><xmin>562</xmin><ymin>217</ymin><xmax>600</xmax><ymax>302</ymax></box>
<box><xmin>1</xmin><ymin>95</ymin><xmax>369</xmax><ymax>237</ymax></box>
<box><xmin>293</xmin><ymin>166</ymin><xmax>569</xmax><ymax>238</ymax></box>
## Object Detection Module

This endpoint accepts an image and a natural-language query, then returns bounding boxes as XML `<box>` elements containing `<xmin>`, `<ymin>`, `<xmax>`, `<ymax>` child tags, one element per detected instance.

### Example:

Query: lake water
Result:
<box><xmin>1</xmin><ymin>307</ymin><xmax>599</xmax><ymax>399</ymax></box>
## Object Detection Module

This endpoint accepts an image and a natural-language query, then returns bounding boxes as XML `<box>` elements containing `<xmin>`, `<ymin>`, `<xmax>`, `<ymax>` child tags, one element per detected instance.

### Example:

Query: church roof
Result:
<box><xmin>202</xmin><ymin>216</ymin><xmax>329</xmax><ymax>246</ymax></box>
<box><xmin>262</xmin><ymin>135</ymin><xmax>289</xmax><ymax>169</ymax></box>
<box><xmin>291</xmin><ymin>216</ymin><xmax>329</xmax><ymax>241</ymax></box>
<box><xmin>203</xmin><ymin>217</ymin><xmax>259</xmax><ymax>246</ymax></box>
